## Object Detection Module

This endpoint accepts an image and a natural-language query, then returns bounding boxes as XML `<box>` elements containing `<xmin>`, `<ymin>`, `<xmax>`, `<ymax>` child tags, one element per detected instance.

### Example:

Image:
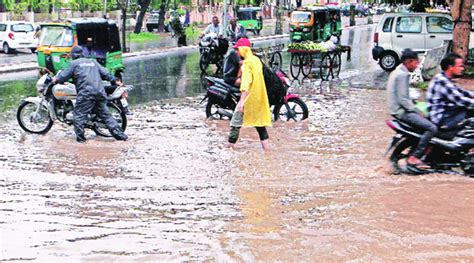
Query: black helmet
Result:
<box><xmin>71</xmin><ymin>46</ymin><xmax>83</xmax><ymax>60</ymax></box>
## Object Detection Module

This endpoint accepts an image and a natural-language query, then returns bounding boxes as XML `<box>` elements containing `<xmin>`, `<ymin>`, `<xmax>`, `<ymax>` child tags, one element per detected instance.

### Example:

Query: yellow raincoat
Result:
<box><xmin>238</xmin><ymin>46</ymin><xmax>272</xmax><ymax>127</ymax></box>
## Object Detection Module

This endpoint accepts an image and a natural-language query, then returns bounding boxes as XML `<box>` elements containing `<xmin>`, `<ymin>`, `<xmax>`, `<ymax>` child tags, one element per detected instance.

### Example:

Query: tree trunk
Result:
<box><xmin>134</xmin><ymin>0</ymin><xmax>151</xmax><ymax>34</ymax></box>
<box><xmin>450</xmin><ymin>0</ymin><xmax>472</xmax><ymax>59</ymax></box>
<box><xmin>157</xmin><ymin>1</ymin><xmax>168</xmax><ymax>33</ymax></box>
<box><xmin>121</xmin><ymin>8</ymin><xmax>127</xmax><ymax>52</ymax></box>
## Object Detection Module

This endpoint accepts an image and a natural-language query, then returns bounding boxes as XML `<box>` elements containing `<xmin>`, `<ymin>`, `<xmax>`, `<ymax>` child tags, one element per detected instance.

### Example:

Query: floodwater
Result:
<box><xmin>1</xmin><ymin>25</ymin><xmax>473</xmax><ymax>261</ymax></box>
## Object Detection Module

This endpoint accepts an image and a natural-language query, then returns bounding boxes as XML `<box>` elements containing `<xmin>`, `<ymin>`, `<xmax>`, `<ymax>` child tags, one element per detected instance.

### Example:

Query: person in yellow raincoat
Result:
<box><xmin>228</xmin><ymin>38</ymin><xmax>272</xmax><ymax>150</ymax></box>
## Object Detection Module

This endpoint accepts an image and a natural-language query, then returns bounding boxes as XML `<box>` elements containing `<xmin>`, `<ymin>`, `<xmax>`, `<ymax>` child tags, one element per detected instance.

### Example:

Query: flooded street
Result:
<box><xmin>1</xmin><ymin>25</ymin><xmax>473</xmax><ymax>261</ymax></box>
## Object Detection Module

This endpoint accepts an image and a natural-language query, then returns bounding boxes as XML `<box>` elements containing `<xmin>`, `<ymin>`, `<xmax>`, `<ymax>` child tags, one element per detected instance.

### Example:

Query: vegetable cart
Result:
<box><xmin>288</xmin><ymin>45</ymin><xmax>351</xmax><ymax>81</ymax></box>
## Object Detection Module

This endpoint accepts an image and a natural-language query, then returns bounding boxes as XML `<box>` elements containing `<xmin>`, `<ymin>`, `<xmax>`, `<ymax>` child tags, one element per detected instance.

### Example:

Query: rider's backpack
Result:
<box><xmin>262</xmin><ymin>63</ymin><xmax>287</xmax><ymax>105</ymax></box>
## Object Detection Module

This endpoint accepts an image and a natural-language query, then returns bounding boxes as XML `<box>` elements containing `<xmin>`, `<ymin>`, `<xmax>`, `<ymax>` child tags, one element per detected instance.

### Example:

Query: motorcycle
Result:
<box><xmin>17</xmin><ymin>74</ymin><xmax>132</xmax><ymax>137</ymax></box>
<box><xmin>199</xmin><ymin>33</ymin><xmax>229</xmax><ymax>73</ymax></box>
<box><xmin>386</xmin><ymin>112</ymin><xmax>474</xmax><ymax>176</ymax></box>
<box><xmin>202</xmin><ymin>69</ymin><xmax>309</xmax><ymax>121</ymax></box>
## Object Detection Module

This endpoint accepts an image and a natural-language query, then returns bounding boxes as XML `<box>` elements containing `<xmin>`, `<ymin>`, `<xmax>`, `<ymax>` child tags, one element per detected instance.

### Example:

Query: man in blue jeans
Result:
<box><xmin>387</xmin><ymin>49</ymin><xmax>437</xmax><ymax>169</ymax></box>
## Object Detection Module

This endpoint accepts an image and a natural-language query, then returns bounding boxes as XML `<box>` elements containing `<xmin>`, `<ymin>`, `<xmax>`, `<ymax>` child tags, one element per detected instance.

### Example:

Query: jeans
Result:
<box><xmin>399</xmin><ymin>112</ymin><xmax>438</xmax><ymax>159</ymax></box>
<box><xmin>74</xmin><ymin>95</ymin><xmax>119</xmax><ymax>138</ymax></box>
<box><xmin>228</xmin><ymin>111</ymin><xmax>269</xmax><ymax>143</ymax></box>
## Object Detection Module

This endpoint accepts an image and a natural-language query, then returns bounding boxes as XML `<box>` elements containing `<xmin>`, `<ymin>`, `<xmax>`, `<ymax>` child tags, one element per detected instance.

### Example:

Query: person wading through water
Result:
<box><xmin>227</xmin><ymin>38</ymin><xmax>272</xmax><ymax>150</ymax></box>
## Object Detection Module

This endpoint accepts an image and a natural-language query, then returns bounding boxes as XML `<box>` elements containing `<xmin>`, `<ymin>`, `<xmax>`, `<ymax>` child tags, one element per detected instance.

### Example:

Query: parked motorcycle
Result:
<box><xmin>199</xmin><ymin>33</ymin><xmax>229</xmax><ymax>73</ymax></box>
<box><xmin>17</xmin><ymin>74</ymin><xmax>132</xmax><ymax>137</ymax></box>
<box><xmin>386</xmin><ymin>113</ymin><xmax>474</xmax><ymax>176</ymax></box>
<box><xmin>202</xmin><ymin>69</ymin><xmax>309</xmax><ymax>121</ymax></box>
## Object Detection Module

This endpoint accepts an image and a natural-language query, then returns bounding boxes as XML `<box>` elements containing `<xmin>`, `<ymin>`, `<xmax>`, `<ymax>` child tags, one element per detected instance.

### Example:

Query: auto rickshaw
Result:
<box><xmin>236</xmin><ymin>7</ymin><xmax>263</xmax><ymax>35</ymax></box>
<box><xmin>36</xmin><ymin>18</ymin><xmax>125</xmax><ymax>79</ymax></box>
<box><xmin>290</xmin><ymin>5</ymin><xmax>340</xmax><ymax>43</ymax></box>
<box><xmin>327</xmin><ymin>5</ymin><xmax>342</xmax><ymax>42</ymax></box>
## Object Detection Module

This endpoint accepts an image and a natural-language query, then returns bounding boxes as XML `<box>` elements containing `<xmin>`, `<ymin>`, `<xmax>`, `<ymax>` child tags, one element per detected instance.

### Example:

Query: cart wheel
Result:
<box><xmin>301</xmin><ymin>53</ymin><xmax>313</xmax><ymax>78</ymax></box>
<box><xmin>331</xmin><ymin>53</ymin><xmax>342</xmax><ymax>78</ymax></box>
<box><xmin>290</xmin><ymin>53</ymin><xmax>301</xmax><ymax>80</ymax></box>
<box><xmin>319</xmin><ymin>54</ymin><xmax>332</xmax><ymax>81</ymax></box>
<box><xmin>270</xmin><ymin>52</ymin><xmax>283</xmax><ymax>69</ymax></box>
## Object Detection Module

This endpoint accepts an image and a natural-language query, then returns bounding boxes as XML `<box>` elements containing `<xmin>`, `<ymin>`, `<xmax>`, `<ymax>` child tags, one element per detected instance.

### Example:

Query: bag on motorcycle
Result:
<box><xmin>262</xmin><ymin>63</ymin><xmax>288</xmax><ymax>105</ymax></box>
<box><xmin>207</xmin><ymin>84</ymin><xmax>229</xmax><ymax>103</ymax></box>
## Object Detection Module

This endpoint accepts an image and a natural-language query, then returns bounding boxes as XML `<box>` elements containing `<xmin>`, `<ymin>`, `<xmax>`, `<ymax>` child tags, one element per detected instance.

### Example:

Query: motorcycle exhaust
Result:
<box><xmin>217</xmin><ymin>108</ymin><xmax>233</xmax><ymax>118</ymax></box>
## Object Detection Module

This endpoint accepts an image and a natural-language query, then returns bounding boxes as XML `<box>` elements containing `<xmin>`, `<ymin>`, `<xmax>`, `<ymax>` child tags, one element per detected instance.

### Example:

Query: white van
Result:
<box><xmin>0</xmin><ymin>21</ymin><xmax>37</xmax><ymax>54</ymax></box>
<box><xmin>372</xmin><ymin>12</ymin><xmax>454</xmax><ymax>71</ymax></box>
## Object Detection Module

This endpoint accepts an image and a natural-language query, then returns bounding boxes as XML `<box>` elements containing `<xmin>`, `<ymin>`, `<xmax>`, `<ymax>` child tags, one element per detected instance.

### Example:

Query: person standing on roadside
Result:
<box><xmin>387</xmin><ymin>49</ymin><xmax>437</xmax><ymax>169</ymax></box>
<box><xmin>227</xmin><ymin>38</ymin><xmax>272</xmax><ymax>150</ymax></box>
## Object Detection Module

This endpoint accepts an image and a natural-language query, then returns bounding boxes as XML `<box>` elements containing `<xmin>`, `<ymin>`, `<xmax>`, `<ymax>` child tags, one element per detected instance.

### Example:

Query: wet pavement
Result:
<box><xmin>1</xmin><ymin>21</ymin><xmax>473</xmax><ymax>261</ymax></box>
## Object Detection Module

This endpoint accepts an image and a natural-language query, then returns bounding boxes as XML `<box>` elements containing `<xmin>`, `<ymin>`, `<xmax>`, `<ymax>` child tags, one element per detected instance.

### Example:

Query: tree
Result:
<box><xmin>447</xmin><ymin>0</ymin><xmax>472</xmax><ymax>59</ymax></box>
<box><xmin>0</xmin><ymin>0</ymin><xmax>15</xmax><ymax>12</ymax></box>
<box><xmin>134</xmin><ymin>0</ymin><xmax>151</xmax><ymax>33</ymax></box>
<box><xmin>116</xmin><ymin>0</ymin><xmax>131</xmax><ymax>52</ymax></box>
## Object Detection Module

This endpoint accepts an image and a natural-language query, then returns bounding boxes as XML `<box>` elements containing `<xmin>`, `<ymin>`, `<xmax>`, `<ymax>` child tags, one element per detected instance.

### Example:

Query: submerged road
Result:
<box><xmin>1</xmin><ymin>22</ymin><xmax>473</xmax><ymax>261</ymax></box>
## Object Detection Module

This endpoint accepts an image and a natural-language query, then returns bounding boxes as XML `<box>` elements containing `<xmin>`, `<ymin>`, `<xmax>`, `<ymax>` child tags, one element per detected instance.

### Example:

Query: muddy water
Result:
<box><xmin>1</xmin><ymin>84</ymin><xmax>473</xmax><ymax>260</ymax></box>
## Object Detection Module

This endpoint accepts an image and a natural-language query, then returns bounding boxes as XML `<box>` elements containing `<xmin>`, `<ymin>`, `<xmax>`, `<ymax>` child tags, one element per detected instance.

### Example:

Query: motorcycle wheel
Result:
<box><xmin>389</xmin><ymin>139</ymin><xmax>417</xmax><ymax>175</ymax></box>
<box><xmin>273</xmin><ymin>97</ymin><xmax>309</xmax><ymax>121</ymax></box>
<box><xmin>200</xmin><ymin>55</ymin><xmax>209</xmax><ymax>73</ymax></box>
<box><xmin>205</xmin><ymin>101</ymin><xmax>232</xmax><ymax>120</ymax></box>
<box><xmin>93</xmin><ymin>103</ymin><xmax>127</xmax><ymax>137</ymax></box>
<box><xmin>17</xmin><ymin>100</ymin><xmax>53</xmax><ymax>134</ymax></box>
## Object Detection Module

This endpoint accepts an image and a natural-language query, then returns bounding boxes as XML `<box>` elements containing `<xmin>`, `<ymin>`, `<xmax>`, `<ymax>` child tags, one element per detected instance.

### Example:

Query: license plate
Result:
<box><xmin>120</xmin><ymin>98</ymin><xmax>129</xmax><ymax>107</ymax></box>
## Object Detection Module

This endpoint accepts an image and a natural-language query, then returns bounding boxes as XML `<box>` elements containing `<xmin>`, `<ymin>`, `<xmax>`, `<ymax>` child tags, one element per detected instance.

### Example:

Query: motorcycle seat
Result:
<box><xmin>215</xmin><ymin>79</ymin><xmax>240</xmax><ymax>93</ymax></box>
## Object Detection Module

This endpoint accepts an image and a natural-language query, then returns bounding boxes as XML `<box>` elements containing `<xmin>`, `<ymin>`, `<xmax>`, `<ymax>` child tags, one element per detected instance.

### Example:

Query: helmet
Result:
<box><xmin>71</xmin><ymin>46</ymin><xmax>83</xmax><ymax>60</ymax></box>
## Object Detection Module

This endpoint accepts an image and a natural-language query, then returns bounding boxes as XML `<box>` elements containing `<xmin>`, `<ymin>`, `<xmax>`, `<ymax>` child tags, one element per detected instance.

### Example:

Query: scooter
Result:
<box><xmin>201</xmin><ymin>69</ymin><xmax>309</xmax><ymax>121</ymax></box>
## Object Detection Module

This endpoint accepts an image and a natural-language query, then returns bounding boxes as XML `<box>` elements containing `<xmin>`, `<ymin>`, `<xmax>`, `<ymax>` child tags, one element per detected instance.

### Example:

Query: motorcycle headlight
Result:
<box><xmin>302</xmin><ymin>28</ymin><xmax>310</xmax><ymax>33</ymax></box>
<box><xmin>36</xmin><ymin>74</ymin><xmax>49</xmax><ymax>93</ymax></box>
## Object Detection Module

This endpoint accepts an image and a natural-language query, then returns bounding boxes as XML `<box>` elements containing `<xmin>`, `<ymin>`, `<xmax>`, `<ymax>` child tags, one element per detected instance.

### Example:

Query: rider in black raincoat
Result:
<box><xmin>53</xmin><ymin>46</ymin><xmax>128</xmax><ymax>142</ymax></box>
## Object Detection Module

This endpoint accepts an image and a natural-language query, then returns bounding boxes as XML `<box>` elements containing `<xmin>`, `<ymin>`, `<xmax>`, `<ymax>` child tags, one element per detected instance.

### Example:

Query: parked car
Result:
<box><xmin>0</xmin><ymin>21</ymin><xmax>37</xmax><ymax>54</ymax></box>
<box><xmin>146</xmin><ymin>11</ymin><xmax>161</xmax><ymax>32</ymax></box>
<box><xmin>372</xmin><ymin>13</ymin><xmax>455</xmax><ymax>71</ymax></box>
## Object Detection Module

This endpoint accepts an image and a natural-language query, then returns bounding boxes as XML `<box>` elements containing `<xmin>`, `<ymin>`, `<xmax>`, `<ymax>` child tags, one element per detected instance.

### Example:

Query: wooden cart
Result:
<box><xmin>288</xmin><ymin>46</ymin><xmax>351</xmax><ymax>81</ymax></box>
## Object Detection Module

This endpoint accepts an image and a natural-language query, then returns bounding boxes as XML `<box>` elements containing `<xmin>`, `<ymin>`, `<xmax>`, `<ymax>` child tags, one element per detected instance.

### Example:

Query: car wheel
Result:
<box><xmin>379</xmin><ymin>51</ymin><xmax>399</xmax><ymax>71</ymax></box>
<box><xmin>3</xmin><ymin>42</ymin><xmax>14</xmax><ymax>54</ymax></box>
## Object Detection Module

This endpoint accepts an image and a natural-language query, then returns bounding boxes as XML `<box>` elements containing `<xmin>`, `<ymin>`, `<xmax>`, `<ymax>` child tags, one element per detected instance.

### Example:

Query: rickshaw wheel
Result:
<box><xmin>331</xmin><ymin>54</ymin><xmax>341</xmax><ymax>78</ymax></box>
<box><xmin>270</xmin><ymin>52</ymin><xmax>282</xmax><ymax>69</ymax></box>
<box><xmin>301</xmin><ymin>54</ymin><xmax>313</xmax><ymax>78</ymax></box>
<box><xmin>319</xmin><ymin>54</ymin><xmax>332</xmax><ymax>81</ymax></box>
<box><xmin>290</xmin><ymin>53</ymin><xmax>301</xmax><ymax>80</ymax></box>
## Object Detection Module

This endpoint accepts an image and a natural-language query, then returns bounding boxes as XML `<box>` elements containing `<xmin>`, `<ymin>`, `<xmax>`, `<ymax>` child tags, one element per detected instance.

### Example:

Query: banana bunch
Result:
<box><xmin>288</xmin><ymin>41</ymin><xmax>329</xmax><ymax>52</ymax></box>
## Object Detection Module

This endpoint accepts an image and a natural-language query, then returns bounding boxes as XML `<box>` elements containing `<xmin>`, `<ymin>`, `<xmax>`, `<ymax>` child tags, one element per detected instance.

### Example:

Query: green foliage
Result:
<box><xmin>185</xmin><ymin>24</ymin><xmax>201</xmax><ymax>43</ymax></box>
<box><xmin>128</xmin><ymin>32</ymin><xmax>162</xmax><ymax>42</ymax></box>
<box><xmin>0</xmin><ymin>0</ymin><xmax>15</xmax><ymax>12</ymax></box>
<box><xmin>68</xmin><ymin>0</ymin><xmax>104</xmax><ymax>12</ymax></box>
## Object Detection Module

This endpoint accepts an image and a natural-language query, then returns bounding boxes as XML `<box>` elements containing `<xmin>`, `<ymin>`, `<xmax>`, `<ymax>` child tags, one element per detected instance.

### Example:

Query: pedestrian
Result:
<box><xmin>386</xmin><ymin>49</ymin><xmax>437</xmax><ymax>169</ymax></box>
<box><xmin>53</xmin><ymin>46</ymin><xmax>128</xmax><ymax>143</ymax></box>
<box><xmin>227</xmin><ymin>38</ymin><xmax>272</xmax><ymax>150</ymax></box>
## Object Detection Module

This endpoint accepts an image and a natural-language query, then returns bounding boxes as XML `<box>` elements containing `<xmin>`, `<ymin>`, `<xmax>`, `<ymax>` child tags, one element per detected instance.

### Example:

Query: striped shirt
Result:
<box><xmin>426</xmin><ymin>73</ymin><xmax>474</xmax><ymax>125</ymax></box>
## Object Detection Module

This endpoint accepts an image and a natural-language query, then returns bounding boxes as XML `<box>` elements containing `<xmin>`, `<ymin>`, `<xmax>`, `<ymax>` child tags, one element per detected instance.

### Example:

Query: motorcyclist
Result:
<box><xmin>226</xmin><ymin>18</ymin><xmax>246</xmax><ymax>42</ymax></box>
<box><xmin>52</xmin><ymin>46</ymin><xmax>128</xmax><ymax>143</ymax></box>
<box><xmin>223</xmin><ymin>43</ymin><xmax>243</xmax><ymax>87</ymax></box>
<box><xmin>387</xmin><ymin>49</ymin><xmax>437</xmax><ymax>169</ymax></box>
<box><xmin>201</xmin><ymin>16</ymin><xmax>224</xmax><ymax>38</ymax></box>
<box><xmin>427</xmin><ymin>53</ymin><xmax>474</xmax><ymax>136</ymax></box>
